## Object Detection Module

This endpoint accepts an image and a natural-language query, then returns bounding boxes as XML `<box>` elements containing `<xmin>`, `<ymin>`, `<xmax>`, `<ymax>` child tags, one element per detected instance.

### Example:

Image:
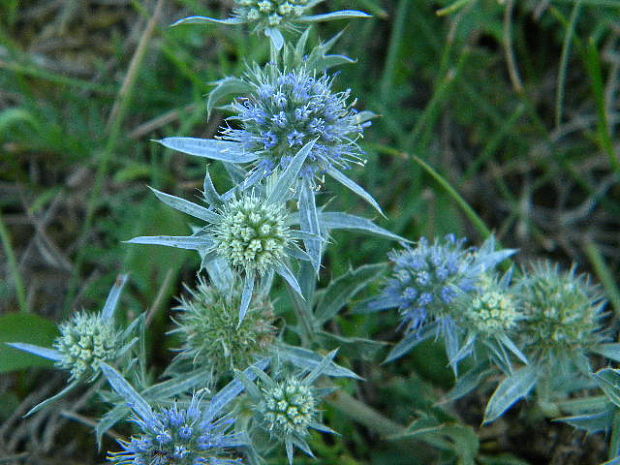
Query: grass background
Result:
<box><xmin>0</xmin><ymin>0</ymin><xmax>619</xmax><ymax>463</ymax></box>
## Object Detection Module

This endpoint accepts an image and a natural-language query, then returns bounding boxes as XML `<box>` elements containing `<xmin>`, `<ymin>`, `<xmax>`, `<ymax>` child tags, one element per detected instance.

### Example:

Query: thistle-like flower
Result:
<box><xmin>365</xmin><ymin>235</ymin><xmax>516</xmax><ymax>364</ymax></box>
<box><xmin>171</xmin><ymin>1</ymin><xmax>369</xmax><ymax>50</ymax></box>
<box><xmin>235</xmin><ymin>352</ymin><xmax>338</xmax><ymax>464</ymax></box>
<box><xmin>6</xmin><ymin>275</ymin><xmax>130</xmax><ymax>414</ymax></box>
<box><xmin>517</xmin><ymin>261</ymin><xmax>608</xmax><ymax>361</ymax></box>
<box><xmin>101</xmin><ymin>364</ymin><xmax>244</xmax><ymax>465</ymax></box>
<box><xmin>223</xmin><ymin>65</ymin><xmax>370</xmax><ymax>186</ymax></box>
<box><xmin>171</xmin><ymin>278</ymin><xmax>277</xmax><ymax>375</ymax></box>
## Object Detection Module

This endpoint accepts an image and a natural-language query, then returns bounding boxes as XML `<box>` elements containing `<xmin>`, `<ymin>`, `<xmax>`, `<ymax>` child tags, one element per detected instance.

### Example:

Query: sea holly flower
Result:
<box><xmin>100</xmin><ymin>364</ymin><xmax>245</xmax><ymax>465</ymax></box>
<box><xmin>127</xmin><ymin>142</ymin><xmax>315</xmax><ymax>324</ymax></box>
<box><xmin>7</xmin><ymin>275</ymin><xmax>130</xmax><ymax>415</ymax></box>
<box><xmin>362</xmin><ymin>235</ymin><xmax>516</xmax><ymax>365</ymax></box>
<box><xmin>172</xmin><ymin>1</ymin><xmax>370</xmax><ymax>51</ymax></box>
<box><xmin>517</xmin><ymin>261</ymin><xmax>608</xmax><ymax>365</ymax></box>
<box><xmin>170</xmin><ymin>277</ymin><xmax>277</xmax><ymax>377</ymax></box>
<box><xmin>235</xmin><ymin>351</ymin><xmax>339</xmax><ymax>464</ymax></box>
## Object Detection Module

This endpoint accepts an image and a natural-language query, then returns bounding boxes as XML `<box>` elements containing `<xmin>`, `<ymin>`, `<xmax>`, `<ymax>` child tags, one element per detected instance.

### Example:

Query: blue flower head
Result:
<box><xmin>101</xmin><ymin>364</ymin><xmax>246</xmax><ymax>465</ymax></box>
<box><xmin>223</xmin><ymin>65</ymin><xmax>370</xmax><ymax>186</ymax></box>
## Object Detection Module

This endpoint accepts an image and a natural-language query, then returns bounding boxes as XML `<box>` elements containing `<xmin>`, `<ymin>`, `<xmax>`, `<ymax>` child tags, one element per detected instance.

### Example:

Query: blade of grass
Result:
<box><xmin>0</xmin><ymin>210</ymin><xmax>29</xmax><ymax>313</ymax></box>
<box><xmin>411</xmin><ymin>155</ymin><xmax>492</xmax><ymax>239</ymax></box>
<box><xmin>380</xmin><ymin>0</ymin><xmax>409</xmax><ymax>102</ymax></box>
<box><xmin>584</xmin><ymin>239</ymin><xmax>620</xmax><ymax>315</ymax></box>
<box><xmin>555</xmin><ymin>1</ymin><xmax>582</xmax><ymax>128</ymax></box>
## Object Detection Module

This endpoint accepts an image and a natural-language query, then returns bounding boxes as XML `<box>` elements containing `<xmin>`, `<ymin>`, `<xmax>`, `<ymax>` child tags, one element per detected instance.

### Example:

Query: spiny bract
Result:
<box><xmin>172</xmin><ymin>279</ymin><xmax>277</xmax><ymax>374</ymax></box>
<box><xmin>224</xmin><ymin>65</ymin><xmax>368</xmax><ymax>183</ymax></box>
<box><xmin>212</xmin><ymin>195</ymin><xmax>291</xmax><ymax>275</ymax></box>
<box><xmin>54</xmin><ymin>312</ymin><xmax>120</xmax><ymax>382</ymax></box>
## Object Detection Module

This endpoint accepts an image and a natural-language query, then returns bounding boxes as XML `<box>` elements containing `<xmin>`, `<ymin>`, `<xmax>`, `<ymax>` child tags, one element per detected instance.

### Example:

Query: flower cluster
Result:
<box><xmin>234</xmin><ymin>0</ymin><xmax>309</xmax><ymax>30</ymax></box>
<box><xmin>172</xmin><ymin>278</ymin><xmax>277</xmax><ymax>374</ymax></box>
<box><xmin>109</xmin><ymin>398</ymin><xmax>241</xmax><ymax>465</ymax></box>
<box><xmin>257</xmin><ymin>377</ymin><xmax>317</xmax><ymax>437</ymax></box>
<box><xmin>460</xmin><ymin>276</ymin><xmax>519</xmax><ymax>335</ymax></box>
<box><xmin>54</xmin><ymin>312</ymin><xmax>120</xmax><ymax>381</ymax></box>
<box><xmin>224</xmin><ymin>65</ymin><xmax>367</xmax><ymax>183</ymax></box>
<box><xmin>212</xmin><ymin>194</ymin><xmax>291</xmax><ymax>275</ymax></box>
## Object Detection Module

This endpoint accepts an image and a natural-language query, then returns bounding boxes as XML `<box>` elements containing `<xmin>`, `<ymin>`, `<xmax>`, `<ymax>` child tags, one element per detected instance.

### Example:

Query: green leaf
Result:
<box><xmin>315</xmin><ymin>263</ymin><xmax>386</xmax><ymax>324</ymax></box>
<box><xmin>483</xmin><ymin>366</ymin><xmax>537</xmax><ymax>423</ymax></box>
<box><xmin>595</xmin><ymin>368</ymin><xmax>620</xmax><ymax>408</ymax></box>
<box><xmin>0</xmin><ymin>313</ymin><xmax>59</xmax><ymax>373</ymax></box>
<box><xmin>207</xmin><ymin>77</ymin><xmax>252</xmax><ymax>116</ymax></box>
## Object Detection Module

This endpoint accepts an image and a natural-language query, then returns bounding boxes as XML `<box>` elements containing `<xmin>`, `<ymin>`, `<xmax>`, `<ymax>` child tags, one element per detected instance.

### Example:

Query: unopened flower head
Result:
<box><xmin>518</xmin><ymin>262</ymin><xmax>607</xmax><ymax>355</ymax></box>
<box><xmin>54</xmin><ymin>312</ymin><xmax>120</xmax><ymax>382</ymax></box>
<box><xmin>212</xmin><ymin>194</ymin><xmax>291</xmax><ymax>275</ymax></box>
<box><xmin>109</xmin><ymin>397</ymin><xmax>241</xmax><ymax>465</ymax></box>
<box><xmin>462</xmin><ymin>276</ymin><xmax>519</xmax><ymax>335</ymax></box>
<box><xmin>383</xmin><ymin>235</ymin><xmax>483</xmax><ymax>332</ymax></box>
<box><xmin>257</xmin><ymin>377</ymin><xmax>317</xmax><ymax>438</ymax></box>
<box><xmin>172</xmin><ymin>278</ymin><xmax>277</xmax><ymax>374</ymax></box>
<box><xmin>225</xmin><ymin>65</ymin><xmax>368</xmax><ymax>183</ymax></box>
<box><xmin>234</xmin><ymin>0</ymin><xmax>309</xmax><ymax>30</ymax></box>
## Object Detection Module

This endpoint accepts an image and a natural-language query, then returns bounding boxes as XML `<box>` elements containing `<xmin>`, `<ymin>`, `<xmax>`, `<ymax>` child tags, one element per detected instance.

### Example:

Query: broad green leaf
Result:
<box><xmin>0</xmin><ymin>313</ymin><xmax>59</xmax><ymax>373</ymax></box>
<box><xmin>207</xmin><ymin>77</ymin><xmax>252</xmax><ymax>116</ymax></box>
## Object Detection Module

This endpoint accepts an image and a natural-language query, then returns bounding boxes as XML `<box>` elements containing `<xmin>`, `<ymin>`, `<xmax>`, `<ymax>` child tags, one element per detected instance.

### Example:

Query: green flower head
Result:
<box><xmin>518</xmin><ymin>261</ymin><xmax>607</xmax><ymax>357</ymax></box>
<box><xmin>172</xmin><ymin>278</ymin><xmax>277</xmax><ymax>375</ymax></box>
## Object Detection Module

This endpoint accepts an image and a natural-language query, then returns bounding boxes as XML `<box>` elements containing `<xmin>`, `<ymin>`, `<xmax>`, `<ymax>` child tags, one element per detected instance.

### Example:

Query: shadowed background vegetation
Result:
<box><xmin>0</xmin><ymin>0</ymin><xmax>619</xmax><ymax>463</ymax></box>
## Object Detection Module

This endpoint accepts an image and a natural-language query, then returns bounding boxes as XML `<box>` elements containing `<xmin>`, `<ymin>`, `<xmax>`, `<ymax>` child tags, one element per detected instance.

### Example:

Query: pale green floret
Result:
<box><xmin>213</xmin><ymin>195</ymin><xmax>290</xmax><ymax>275</ymax></box>
<box><xmin>466</xmin><ymin>290</ymin><xmax>519</xmax><ymax>334</ymax></box>
<box><xmin>172</xmin><ymin>279</ymin><xmax>276</xmax><ymax>374</ymax></box>
<box><xmin>519</xmin><ymin>263</ymin><xmax>606</xmax><ymax>353</ymax></box>
<box><xmin>54</xmin><ymin>312</ymin><xmax>119</xmax><ymax>381</ymax></box>
<box><xmin>235</xmin><ymin>0</ymin><xmax>308</xmax><ymax>28</ymax></box>
<box><xmin>258</xmin><ymin>378</ymin><xmax>317</xmax><ymax>437</ymax></box>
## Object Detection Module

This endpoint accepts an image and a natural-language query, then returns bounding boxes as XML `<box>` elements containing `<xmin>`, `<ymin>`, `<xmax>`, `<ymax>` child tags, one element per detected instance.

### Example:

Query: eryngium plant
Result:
<box><xmin>171</xmin><ymin>278</ymin><xmax>277</xmax><ymax>375</ymax></box>
<box><xmin>127</xmin><ymin>143</ymin><xmax>317</xmax><ymax>323</ymax></box>
<box><xmin>8</xmin><ymin>275</ymin><xmax>132</xmax><ymax>415</ymax></box>
<box><xmin>364</xmin><ymin>235</ymin><xmax>516</xmax><ymax>365</ymax></box>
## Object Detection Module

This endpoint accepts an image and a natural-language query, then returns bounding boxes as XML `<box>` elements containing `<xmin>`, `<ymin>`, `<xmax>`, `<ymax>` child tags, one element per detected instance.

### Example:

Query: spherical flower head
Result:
<box><xmin>225</xmin><ymin>65</ymin><xmax>368</xmax><ymax>183</ymax></box>
<box><xmin>109</xmin><ymin>399</ymin><xmax>241</xmax><ymax>465</ymax></box>
<box><xmin>212</xmin><ymin>194</ymin><xmax>291</xmax><ymax>276</ymax></box>
<box><xmin>257</xmin><ymin>377</ymin><xmax>317</xmax><ymax>438</ymax></box>
<box><xmin>173</xmin><ymin>279</ymin><xmax>277</xmax><ymax>374</ymax></box>
<box><xmin>53</xmin><ymin>312</ymin><xmax>119</xmax><ymax>382</ymax></box>
<box><xmin>462</xmin><ymin>277</ymin><xmax>519</xmax><ymax>335</ymax></box>
<box><xmin>518</xmin><ymin>262</ymin><xmax>607</xmax><ymax>354</ymax></box>
<box><xmin>383</xmin><ymin>235</ymin><xmax>481</xmax><ymax>332</ymax></box>
<box><xmin>233</xmin><ymin>0</ymin><xmax>309</xmax><ymax>32</ymax></box>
